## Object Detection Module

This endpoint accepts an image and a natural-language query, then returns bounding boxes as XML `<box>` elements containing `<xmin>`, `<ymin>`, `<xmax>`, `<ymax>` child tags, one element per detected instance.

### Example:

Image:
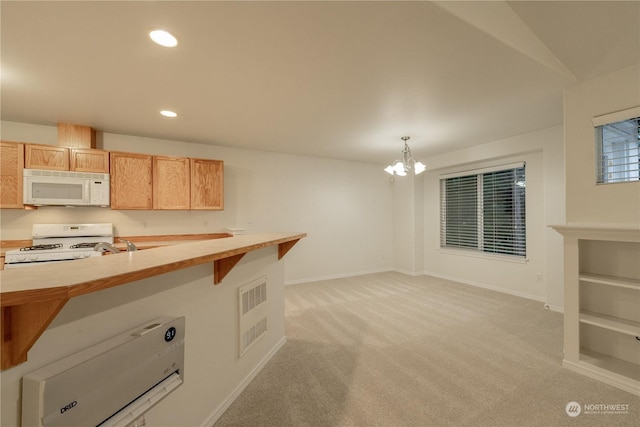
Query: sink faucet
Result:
<box><xmin>94</xmin><ymin>242</ymin><xmax>120</xmax><ymax>254</ymax></box>
<box><xmin>119</xmin><ymin>238</ymin><xmax>137</xmax><ymax>252</ymax></box>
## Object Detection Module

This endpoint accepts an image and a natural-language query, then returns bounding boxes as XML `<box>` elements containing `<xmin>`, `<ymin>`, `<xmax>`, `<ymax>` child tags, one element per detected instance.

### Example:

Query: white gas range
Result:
<box><xmin>4</xmin><ymin>223</ymin><xmax>114</xmax><ymax>269</ymax></box>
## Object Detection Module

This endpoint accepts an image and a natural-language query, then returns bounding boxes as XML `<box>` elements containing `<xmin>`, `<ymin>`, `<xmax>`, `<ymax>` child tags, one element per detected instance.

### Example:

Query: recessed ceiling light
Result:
<box><xmin>149</xmin><ymin>30</ymin><xmax>178</xmax><ymax>47</ymax></box>
<box><xmin>160</xmin><ymin>110</ymin><xmax>178</xmax><ymax>118</ymax></box>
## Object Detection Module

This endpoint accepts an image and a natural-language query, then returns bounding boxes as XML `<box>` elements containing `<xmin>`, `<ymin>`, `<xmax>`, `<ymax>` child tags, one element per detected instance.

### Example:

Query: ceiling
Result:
<box><xmin>2</xmin><ymin>1</ymin><xmax>638</xmax><ymax>166</ymax></box>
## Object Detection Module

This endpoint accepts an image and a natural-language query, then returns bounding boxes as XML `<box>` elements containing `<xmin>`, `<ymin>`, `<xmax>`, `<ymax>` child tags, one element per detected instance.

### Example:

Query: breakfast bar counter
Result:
<box><xmin>0</xmin><ymin>232</ymin><xmax>305</xmax><ymax>370</ymax></box>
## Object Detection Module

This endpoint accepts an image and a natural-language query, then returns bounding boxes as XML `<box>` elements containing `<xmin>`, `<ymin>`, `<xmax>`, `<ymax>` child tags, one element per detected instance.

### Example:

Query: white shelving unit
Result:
<box><xmin>579</xmin><ymin>272</ymin><xmax>640</xmax><ymax>290</ymax></box>
<box><xmin>552</xmin><ymin>224</ymin><xmax>640</xmax><ymax>396</ymax></box>
<box><xmin>579</xmin><ymin>310</ymin><xmax>640</xmax><ymax>336</ymax></box>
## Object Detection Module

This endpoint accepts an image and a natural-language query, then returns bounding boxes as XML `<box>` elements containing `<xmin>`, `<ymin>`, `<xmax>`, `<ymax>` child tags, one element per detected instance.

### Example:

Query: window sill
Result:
<box><xmin>438</xmin><ymin>248</ymin><xmax>528</xmax><ymax>264</ymax></box>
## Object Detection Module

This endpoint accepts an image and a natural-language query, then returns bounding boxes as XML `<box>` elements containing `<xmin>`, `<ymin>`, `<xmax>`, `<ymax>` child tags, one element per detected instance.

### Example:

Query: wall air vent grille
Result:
<box><xmin>25</xmin><ymin>168</ymin><xmax>109</xmax><ymax>180</ymax></box>
<box><xmin>242</xmin><ymin>281</ymin><xmax>266</xmax><ymax>314</ymax></box>
<box><xmin>238</xmin><ymin>276</ymin><xmax>268</xmax><ymax>356</ymax></box>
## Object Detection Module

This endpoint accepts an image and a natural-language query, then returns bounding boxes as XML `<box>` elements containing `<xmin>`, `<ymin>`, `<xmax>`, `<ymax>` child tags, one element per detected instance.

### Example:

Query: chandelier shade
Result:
<box><xmin>384</xmin><ymin>136</ymin><xmax>425</xmax><ymax>176</ymax></box>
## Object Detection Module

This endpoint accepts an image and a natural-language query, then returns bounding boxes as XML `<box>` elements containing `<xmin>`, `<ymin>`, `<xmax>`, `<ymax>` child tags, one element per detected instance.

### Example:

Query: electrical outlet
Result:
<box><xmin>536</xmin><ymin>273</ymin><xmax>543</xmax><ymax>282</ymax></box>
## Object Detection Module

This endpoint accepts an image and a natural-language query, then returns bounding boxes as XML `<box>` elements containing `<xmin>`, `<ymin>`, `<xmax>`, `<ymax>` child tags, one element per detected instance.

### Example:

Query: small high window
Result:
<box><xmin>595</xmin><ymin>111</ymin><xmax>640</xmax><ymax>184</ymax></box>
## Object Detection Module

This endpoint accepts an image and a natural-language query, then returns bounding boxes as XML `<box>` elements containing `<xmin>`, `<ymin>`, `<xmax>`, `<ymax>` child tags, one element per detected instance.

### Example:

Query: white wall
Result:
<box><xmin>0</xmin><ymin>121</ymin><xmax>394</xmax><ymax>283</ymax></box>
<box><xmin>421</xmin><ymin>126</ymin><xmax>565</xmax><ymax>309</ymax></box>
<box><xmin>564</xmin><ymin>64</ymin><xmax>640</xmax><ymax>224</ymax></box>
<box><xmin>391</xmin><ymin>174</ymin><xmax>424</xmax><ymax>275</ymax></box>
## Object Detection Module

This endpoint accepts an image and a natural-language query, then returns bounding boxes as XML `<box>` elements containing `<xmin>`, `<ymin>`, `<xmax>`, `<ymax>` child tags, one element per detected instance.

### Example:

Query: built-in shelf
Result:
<box><xmin>552</xmin><ymin>223</ymin><xmax>640</xmax><ymax>396</ymax></box>
<box><xmin>579</xmin><ymin>310</ymin><xmax>640</xmax><ymax>336</ymax></box>
<box><xmin>579</xmin><ymin>273</ymin><xmax>640</xmax><ymax>290</ymax></box>
<box><xmin>0</xmin><ymin>232</ymin><xmax>305</xmax><ymax>370</ymax></box>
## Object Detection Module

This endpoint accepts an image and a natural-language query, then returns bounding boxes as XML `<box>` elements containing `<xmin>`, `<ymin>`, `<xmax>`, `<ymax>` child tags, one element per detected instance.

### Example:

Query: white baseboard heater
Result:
<box><xmin>22</xmin><ymin>316</ymin><xmax>185</xmax><ymax>427</ymax></box>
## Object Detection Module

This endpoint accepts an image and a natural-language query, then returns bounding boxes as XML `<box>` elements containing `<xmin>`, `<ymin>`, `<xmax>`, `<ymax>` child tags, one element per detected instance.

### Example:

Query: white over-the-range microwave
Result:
<box><xmin>23</xmin><ymin>169</ymin><xmax>110</xmax><ymax>207</ymax></box>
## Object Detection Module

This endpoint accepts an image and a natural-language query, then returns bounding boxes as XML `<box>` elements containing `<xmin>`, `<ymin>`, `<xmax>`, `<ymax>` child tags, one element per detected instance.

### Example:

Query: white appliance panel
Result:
<box><xmin>22</xmin><ymin>316</ymin><xmax>185</xmax><ymax>427</ymax></box>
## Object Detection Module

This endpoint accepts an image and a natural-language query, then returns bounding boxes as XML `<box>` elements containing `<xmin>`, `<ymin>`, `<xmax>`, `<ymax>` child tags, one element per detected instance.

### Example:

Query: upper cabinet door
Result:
<box><xmin>110</xmin><ymin>152</ymin><xmax>152</xmax><ymax>210</ymax></box>
<box><xmin>70</xmin><ymin>149</ymin><xmax>109</xmax><ymax>173</ymax></box>
<box><xmin>190</xmin><ymin>158</ymin><xmax>224</xmax><ymax>210</ymax></box>
<box><xmin>25</xmin><ymin>144</ymin><xmax>69</xmax><ymax>170</ymax></box>
<box><xmin>0</xmin><ymin>141</ymin><xmax>24</xmax><ymax>209</ymax></box>
<box><xmin>153</xmin><ymin>156</ymin><xmax>190</xmax><ymax>210</ymax></box>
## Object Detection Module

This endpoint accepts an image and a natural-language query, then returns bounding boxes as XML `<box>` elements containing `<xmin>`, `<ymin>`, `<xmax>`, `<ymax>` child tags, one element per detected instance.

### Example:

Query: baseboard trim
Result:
<box><xmin>285</xmin><ymin>268</ymin><xmax>392</xmax><ymax>286</ymax></box>
<box><xmin>563</xmin><ymin>359</ymin><xmax>640</xmax><ymax>397</ymax></box>
<box><xmin>423</xmin><ymin>270</ymin><xmax>547</xmax><ymax>305</ymax></box>
<box><xmin>391</xmin><ymin>268</ymin><xmax>424</xmax><ymax>277</ymax></box>
<box><xmin>201</xmin><ymin>336</ymin><xmax>288</xmax><ymax>427</ymax></box>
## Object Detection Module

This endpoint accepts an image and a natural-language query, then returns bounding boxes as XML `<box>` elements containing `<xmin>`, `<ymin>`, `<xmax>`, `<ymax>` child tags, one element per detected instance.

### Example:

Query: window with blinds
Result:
<box><xmin>440</xmin><ymin>165</ymin><xmax>526</xmax><ymax>258</ymax></box>
<box><xmin>596</xmin><ymin>116</ymin><xmax>640</xmax><ymax>184</ymax></box>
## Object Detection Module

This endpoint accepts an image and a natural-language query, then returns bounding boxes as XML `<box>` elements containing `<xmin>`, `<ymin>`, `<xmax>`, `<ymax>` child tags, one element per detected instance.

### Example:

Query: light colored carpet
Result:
<box><xmin>215</xmin><ymin>272</ymin><xmax>639</xmax><ymax>426</ymax></box>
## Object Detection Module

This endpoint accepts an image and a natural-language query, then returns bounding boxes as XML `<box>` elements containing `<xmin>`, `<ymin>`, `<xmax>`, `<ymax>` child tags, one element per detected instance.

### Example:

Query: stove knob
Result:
<box><xmin>27</xmin><ymin>255</ymin><xmax>38</xmax><ymax>262</ymax></box>
<box><xmin>81</xmin><ymin>252</ymin><xmax>91</xmax><ymax>258</ymax></box>
<box><xmin>73</xmin><ymin>252</ymin><xmax>83</xmax><ymax>259</ymax></box>
<box><xmin>17</xmin><ymin>255</ymin><xmax>27</xmax><ymax>262</ymax></box>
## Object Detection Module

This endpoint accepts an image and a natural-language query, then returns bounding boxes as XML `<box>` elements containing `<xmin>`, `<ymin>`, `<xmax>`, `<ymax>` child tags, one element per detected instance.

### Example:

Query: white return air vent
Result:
<box><xmin>22</xmin><ymin>316</ymin><xmax>185</xmax><ymax>427</ymax></box>
<box><xmin>238</xmin><ymin>276</ymin><xmax>269</xmax><ymax>356</ymax></box>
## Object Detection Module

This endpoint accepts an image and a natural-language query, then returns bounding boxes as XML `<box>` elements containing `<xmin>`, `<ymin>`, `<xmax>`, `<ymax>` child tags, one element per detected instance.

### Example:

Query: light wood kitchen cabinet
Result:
<box><xmin>25</xmin><ymin>144</ymin><xmax>108</xmax><ymax>173</ymax></box>
<box><xmin>58</xmin><ymin>123</ymin><xmax>96</xmax><ymax>149</ymax></box>
<box><xmin>25</xmin><ymin>144</ymin><xmax>69</xmax><ymax>171</ymax></box>
<box><xmin>0</xmin><ymin>141</ymin><xmax>24</xmax><ymax>209</ymax></box>
<box><xmin>109</xmin><ymin>152</ymin><xmax>224</xmax><ymax>211</ymax></box>
<box><xmin>70</xmin><ymin>149</ymin><xmax>109</xmax><ymax>173</ymax></box>
<box><xmin>190</xmin><ymin>158</ymin><xmax>224</xmax><ymax>210</ymax></box>
<box><xmin>110</xmin><ymin>152</ymin><xmax>152</xmax><ymax>209</ymax></box>
<box><xmin>153</xmin><ymin>156</ymin><xmax>190</xmax><ymax>209</ymax></box>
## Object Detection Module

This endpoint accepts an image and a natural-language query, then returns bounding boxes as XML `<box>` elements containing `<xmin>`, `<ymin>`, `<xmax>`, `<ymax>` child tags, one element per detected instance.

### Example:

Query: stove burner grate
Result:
<box><xmin>70</xmin><ymin>242</ymin><xmax>99</xmax><ymax>249</ymax></box>
<box><xmin>20</xmin><ymin>243</ymin><xmax>63</xmax><ymax>251</ymax></box>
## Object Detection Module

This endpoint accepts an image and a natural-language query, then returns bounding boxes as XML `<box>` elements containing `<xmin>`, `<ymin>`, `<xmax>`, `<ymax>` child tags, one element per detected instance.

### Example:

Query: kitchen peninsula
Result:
<box><xmin>0</xmin><ymin>232</ymin><xmax>305</xmax><ymax>370</ymax></box>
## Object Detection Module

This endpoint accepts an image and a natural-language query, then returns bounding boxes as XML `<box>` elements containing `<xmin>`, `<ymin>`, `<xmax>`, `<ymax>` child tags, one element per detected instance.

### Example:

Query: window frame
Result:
<box><xmin>439</xmin><ymin>162</ymin><xmax>527</xmax><ymax>260</ymax></box>
<box><xmin>593</xmin><ymin>106</ymin><xmax>640</xmax><ymax>185</ymax></box>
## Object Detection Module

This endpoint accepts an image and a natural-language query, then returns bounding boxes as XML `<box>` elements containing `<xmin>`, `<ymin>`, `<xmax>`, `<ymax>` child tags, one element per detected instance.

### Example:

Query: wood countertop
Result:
<box><xmin>0</xmin><ymin>231</ymin><xmax>306</xmax><ymax>370</ymax></box>
<box><xmin>0</xmin><ymin>232</ymin><xmax>305</xmax><ymax>305</ymax></box>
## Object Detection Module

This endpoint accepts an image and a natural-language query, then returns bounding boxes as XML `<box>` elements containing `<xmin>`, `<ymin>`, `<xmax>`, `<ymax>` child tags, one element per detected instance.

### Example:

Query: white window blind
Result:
<box><xmin>440</xmin><ymin>174</ymin><xmax>478</xmax><ymax>249</ymax></box>
<box><xmin>596</xmin><ymin>115</ymin><xmax>640</xmax><ymax>184</ymax></box>
<box><xmin>440</xmin><ymin>165</ymin><xmax>526</xmax><ymax>257</ymax></box>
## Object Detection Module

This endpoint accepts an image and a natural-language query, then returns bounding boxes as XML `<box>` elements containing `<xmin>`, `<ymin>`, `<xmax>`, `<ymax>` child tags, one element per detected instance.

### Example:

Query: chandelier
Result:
<box><xmin>384</xmin><ymin>136</ymin><xmax>426</xmax><ymax>176</ymax></box>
